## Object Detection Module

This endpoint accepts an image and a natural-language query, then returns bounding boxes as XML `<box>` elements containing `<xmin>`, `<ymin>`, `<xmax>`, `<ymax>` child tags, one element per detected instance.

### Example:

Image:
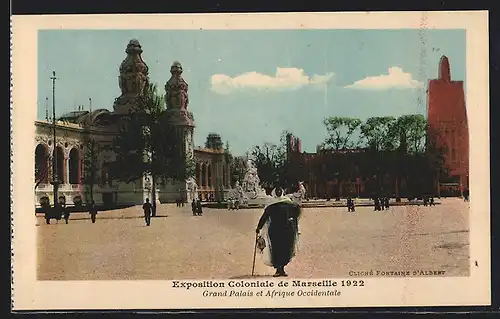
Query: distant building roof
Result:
<box><xmin>194</xmin><ymin>147</ymin><xmax>225</xmax><ymax>154</ymax></box>
<box><xmin>57</xmin><ymin>108</ymin><xmax>113</xmax><ymax>126</ymax></box>
<box><xmin>58</xmin><ymin>110</ymin><xmax>90</xmax><ymax>122</ymax></box>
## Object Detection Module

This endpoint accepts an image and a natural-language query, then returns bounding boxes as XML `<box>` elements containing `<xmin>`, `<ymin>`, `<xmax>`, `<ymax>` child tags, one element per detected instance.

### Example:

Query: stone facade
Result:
<box><xmin>34</xmin><ymin>39</ymin><xmax>231</xmax><ymax>208</ymax></box>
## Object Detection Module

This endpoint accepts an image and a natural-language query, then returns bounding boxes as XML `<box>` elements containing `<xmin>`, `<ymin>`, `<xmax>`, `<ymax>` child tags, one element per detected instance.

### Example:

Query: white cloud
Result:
<box><xmin>210</xmin><ymin>67</ymin><xmax>334</xmax><ymax>94</ymax></box>
<box><xmin>344</xmin><ymin>67</ymin><xmax>423</xmax><ymax>90</ymax></box>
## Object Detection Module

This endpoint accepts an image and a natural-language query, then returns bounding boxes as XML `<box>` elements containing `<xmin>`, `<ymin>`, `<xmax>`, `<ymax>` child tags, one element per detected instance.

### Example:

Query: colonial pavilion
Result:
<box><xmin>34</xmin><ymin>39</ymin><xmax>231</xmax><ymax>208</ymax></box>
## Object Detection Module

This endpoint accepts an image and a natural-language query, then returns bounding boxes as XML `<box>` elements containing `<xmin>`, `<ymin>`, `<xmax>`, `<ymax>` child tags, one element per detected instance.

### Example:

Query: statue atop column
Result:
<box><xmin>163</xmin><ymin>61</ymin><xmax>194</xmax><ymax>126</ymax></box>
<box><xmin>113</xmin><ymin>39</ymin><xmax>150</xmax><ymax>115</ymax></box>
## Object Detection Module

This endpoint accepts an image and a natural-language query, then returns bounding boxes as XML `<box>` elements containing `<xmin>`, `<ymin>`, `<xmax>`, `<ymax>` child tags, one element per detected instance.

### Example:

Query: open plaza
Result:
<box><xmin>37</xmin><ymin>198</ymin><xmax>469</xmax><ymax>281</ymax></box>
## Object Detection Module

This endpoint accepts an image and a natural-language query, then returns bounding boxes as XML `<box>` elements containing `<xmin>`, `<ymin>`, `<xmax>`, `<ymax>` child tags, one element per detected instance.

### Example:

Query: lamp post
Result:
<box><xmin>50</xmin><ymin>71</ymin><xmax>60</xmax><ymax>206</ymax></box>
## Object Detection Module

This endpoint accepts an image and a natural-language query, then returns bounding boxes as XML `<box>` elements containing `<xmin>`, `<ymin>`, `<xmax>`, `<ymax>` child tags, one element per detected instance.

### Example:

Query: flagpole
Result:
<box><xmin>50</xmin><ymin>71</ymin><xmax>60</xmax><ymax>205</ymax></box>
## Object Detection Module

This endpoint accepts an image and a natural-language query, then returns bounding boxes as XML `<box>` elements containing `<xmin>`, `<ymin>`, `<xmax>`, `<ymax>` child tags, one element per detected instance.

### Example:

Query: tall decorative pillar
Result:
<box><xmin>111</xmin><ymin>39</ymin><xmax>151</xmax><ymax>205</ymax></box>
<box><xmin>161</xmin><ymin>61</ymin><xmax>196</xmax><ymax>203</ymax></box>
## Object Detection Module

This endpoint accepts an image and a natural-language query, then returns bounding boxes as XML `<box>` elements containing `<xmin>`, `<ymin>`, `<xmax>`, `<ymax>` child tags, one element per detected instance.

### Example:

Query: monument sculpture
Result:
<box><xmin>286</xmin><ymin>181</ymin><xmax>307</xmax><ymax>204</ymax></box>
<box><xmin>186</xmin><ymin>177</ymin><xmax>199</xmax><ymax>202</ymax></box>
<box><xmin>228</xmin><ymin>159</ymin><xmax>272</xmax><ymax>207</ymax></box>
<box><xmin>227</xmin><ymin>181</ymin><xmax>247</xmax><ymax>206</ymax></box>
<box><xmin>113</xmin><ymin>39</ymin><xmax>150</xmax><ymax>115</ymax></box>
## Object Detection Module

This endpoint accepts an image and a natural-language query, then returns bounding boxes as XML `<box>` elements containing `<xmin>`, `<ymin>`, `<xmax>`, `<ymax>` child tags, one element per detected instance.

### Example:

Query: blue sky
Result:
<box><xmin>37</xmin><ymin>29</ymin><xmax>466</xmax><ymax>156</ymax></box>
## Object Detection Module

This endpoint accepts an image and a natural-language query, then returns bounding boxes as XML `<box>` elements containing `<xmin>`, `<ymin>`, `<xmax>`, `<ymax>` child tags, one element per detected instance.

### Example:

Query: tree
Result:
<box><xmin>205</xmin><ymin>133</ymin><xmax>224</xmax><ymax>149</ymax></box>
<box><xmin>387</xmin><ymin>114</ymin><xmax>427</xmax><ymax>154</ymax></box>
<box><xmin>323</xmin><ymin>116</ymin><xmax>362</xmax><ymax>150</ymax></box>
<box><xmin>250</xmin><ymin>142</ymin><xmax>284</xmax><ymax>189</ymax></box>
<box><xmin>82</xmin><ymin>137</ymin><xmax>100</xmax><ymax>203</ymax></box>
<box><xmin>230</xmin><ymin>156</ymin><xmax>247</xmax><ymax>187</ymax></box>
<box><xmin>360</xmin><ymin>116</ymin><xmax>397</xmax><ymax>151</ymax></box>
<box><xmin>110</xmin><ymin>82</ymin><xmax>193</xmax><ymax>210</ymax></box>
<box><xmin>249</xmin><ymin>130</ymin><xmax>290</xmax><ymax>190</ymax></box>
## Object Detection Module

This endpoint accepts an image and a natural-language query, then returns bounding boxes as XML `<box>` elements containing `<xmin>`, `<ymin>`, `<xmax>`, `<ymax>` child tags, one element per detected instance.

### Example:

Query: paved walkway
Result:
<box><xmin>37</xmin><ymin>199</ymin><xmax>469</xmax><ymax>280</ymax></box>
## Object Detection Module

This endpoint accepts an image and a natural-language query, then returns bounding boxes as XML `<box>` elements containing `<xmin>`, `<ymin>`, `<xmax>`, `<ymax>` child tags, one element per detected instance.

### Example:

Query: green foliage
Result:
<box><xmin>205</xmin><ymin>133</ymin><xmax>224</xmax><ymax>149</ymax></box>
<box><xmin>249</xmin><ymin>130</ymin><xmax>290</xmax><ymax>189</ymax></box>
<box><xmin>383</xmin><ymin>114</ymin><xmax>427</xmax><ymax>154</ymax></box>
<box><xmin>82</xmin><ymin>137</ymin><xmax>100</xmax><ymax>202</ymax></box>
<box><xmin>110</xmin><ymin>82</ymin><xmax>192</xmax><ymax>184</ymax></box>
<box><xmin>230</xmin><ymin>156</ymin><xmax>247</xmax><ymax>186</ymax></box>
<box><xmin>313</xmin><ymin>113</ymin><xmax>451</xmax><ymax>196</ymax></box>
<box><xmin>250</xmin><ymin>142</ymin><xmax>283</xmax><ymax>188</ymax></box>
<box><xmin>223</xmin><ymin>141</ymin><xmax>249</xmax><ymax>187</ymax></box>
<box><xmin>323</xmin><ymin>116</ymin><xmax>362</xmax><ymax>150</ymax></box>
<box><xmin>359</xmin><ymin>116</ymin><xmax>397</xmax><ymax>151</ymax></box>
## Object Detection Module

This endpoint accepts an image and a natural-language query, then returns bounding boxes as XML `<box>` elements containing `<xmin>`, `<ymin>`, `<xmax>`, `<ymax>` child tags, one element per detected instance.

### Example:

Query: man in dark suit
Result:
<box><xmin>143</xmin><ymin>198</ymin><xmax>152</xmax><ymax>226</ymax></box>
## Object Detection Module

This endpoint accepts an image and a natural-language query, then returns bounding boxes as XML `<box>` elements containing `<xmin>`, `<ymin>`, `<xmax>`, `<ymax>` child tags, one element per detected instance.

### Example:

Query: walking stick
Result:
<box><xmin>251</xmin><ymin>232</ymin><xmax>258</xmax><ymax>277</ymax></box>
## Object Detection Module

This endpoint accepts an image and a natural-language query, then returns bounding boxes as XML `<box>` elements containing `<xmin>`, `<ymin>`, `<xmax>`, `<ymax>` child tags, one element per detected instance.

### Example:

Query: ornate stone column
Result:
<box><xmin>63</xmin><ymin>154</ymin><xmax>68</xmax><ymax>184</ymax></box>
<box><xmin>198</xmin><ymin>163</ymin><xmax>202</xmax><ymax>188</ymax></box>
<box><xmin>48</xmin><ymin>155</ymin><xmax>53</xmax><ymax>184</ymax></box>
<box><xmin>205</xmin><ymin>163</ymin><xmax>209</xmax><ymax>188</ymax></box>
<box><xmin>79</xmin><ymin>156</ymin><xmax>84</xmax><ymax>184</ymax></box>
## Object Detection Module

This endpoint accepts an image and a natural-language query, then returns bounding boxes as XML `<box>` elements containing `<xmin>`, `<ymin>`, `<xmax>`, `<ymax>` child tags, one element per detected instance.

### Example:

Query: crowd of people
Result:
<box><xmin>39</xmin><ymin>186</ymin><xmax>468</xmax><ymax>230</ymax></box>
<box><xmin>41</xmin><ymin>199</ymin><xmax>98</xmax><ymax>225</ymax></box>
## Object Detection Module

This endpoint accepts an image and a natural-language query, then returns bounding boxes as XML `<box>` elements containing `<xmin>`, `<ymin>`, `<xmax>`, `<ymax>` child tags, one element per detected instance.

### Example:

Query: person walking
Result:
<box><xmin>143</xmin><ymin>198</ymin><xmax>152</xmax><ymax>226</ymax></box>
<box><xmin>191</xmin><ymin>198</ymin><xmax>197</xmax><ymax>216</ymax></box>
<box><xmin>89</xmin><ymin>200</ymin><xmax>98</xmax><ymax>223</ymax></box>
<box><xmin>196</xmin><ymin>198</ymin><xmax>203</xmax><ymax>216</ymax></box>
<box><xmin>347</xmin><ymin>197</ymin><xmax>355</xmax><ymax>213</ymax></box>
<box><xmin>62</xmin><ymin>202</ymin><xmax>70</xmax><ymax>224</ymax></box>
<box><xmin>255</xmin><ymin>186</ymin><xmax>301</xmax><ymax>277</ymax></box>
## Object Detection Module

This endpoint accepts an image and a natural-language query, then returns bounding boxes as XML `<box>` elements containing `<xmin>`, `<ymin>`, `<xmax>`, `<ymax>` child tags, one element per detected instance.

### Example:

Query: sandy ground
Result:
<box><xmin>37</xmin><ymin>198</ymin><xmax>469</xmax><ymax>280</ymax></box>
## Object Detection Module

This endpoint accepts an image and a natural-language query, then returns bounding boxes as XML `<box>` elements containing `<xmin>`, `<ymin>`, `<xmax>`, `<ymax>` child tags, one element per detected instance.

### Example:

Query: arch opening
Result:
<box><xmin>201</xmin><ymin>163</ymin><xmax>207</xmax><ymax>187</ymax></box>
<box><xmin>53</xmin><ymin>146</ymin><xmax>65</xmax><ymax>184</ymax></box>
<box><xmin>35</xmin><ymin>144</ymin><xmax>49</xmax><ymax>184</ymax></box>
<box><xmin>69</xmin><ymin>148</ymin><xmax>80</xmax><ymax>184</ymax></box>
<box><xmin>195</xmin><ymin>162</ymin><xmax>201</xmax><ymax>185</ymax></box>
<box><xmin>207</xmin><ymin>165</ymin><xmax>212</xmax><ymax>188</ymax></box>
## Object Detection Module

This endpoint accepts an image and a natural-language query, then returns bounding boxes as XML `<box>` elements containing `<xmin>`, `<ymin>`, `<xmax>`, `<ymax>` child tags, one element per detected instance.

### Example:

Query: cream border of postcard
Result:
<box><xmin>11</xmin><ymin>11</ymin><xmax>490</xmax><ymax>310</ymax></box>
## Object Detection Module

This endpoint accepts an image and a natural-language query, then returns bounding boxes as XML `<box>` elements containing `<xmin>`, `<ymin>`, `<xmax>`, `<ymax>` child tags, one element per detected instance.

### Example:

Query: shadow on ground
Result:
<box><xmin>36</xmin><ymin>215</ymin><xmax>169</xmax><ymax>222</ymax></box>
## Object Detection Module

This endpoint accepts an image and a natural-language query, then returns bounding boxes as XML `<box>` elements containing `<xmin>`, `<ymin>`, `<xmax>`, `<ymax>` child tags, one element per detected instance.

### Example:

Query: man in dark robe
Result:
<box><xmin>429</xmin><ymin>197</ymin><xmax>435</xmax><ymax>206</ymax></box>
<box><xmin>43</xmin><ymin>200</ymin><xmax>52</xmax><ymax>225</ymax></box>
<box><xmin>374</xmin><ymin>197</ymin><xmax>381</xmax><ymax>211</ymax></box>
<box><xmin>62</xmin><ymin>202</ymin><xmax>70</xmax><ymax>224</ymax></box>
<box><xmin>463</xmin><ymin>189</ymin><xmax>470</xmax><ymax>202</ymax></box>
<box><xmin>196</xmin><ymin>198</ymin><xmax>203</xmax><ymax>216</ymax></box>
<box><xmin>89</xmin><ymin>200</ymin><xmax>98</xmax><ymax>223</ymax></box>
<box><xmin>384</xmin><ymin>197</ymin><xmax>390</xmax><ymax>210</ymax></box>
<box><xmin>191</xmin><ymin>198</ymin><xmax>197</xmax><ymax>216</ymax></box>
<box><xmin>143</xmin><ymin>198</ymin><xmax>152</xmax><ymax>226</ymax></box>
<box><xmin>347</xmin><ymin>197</ymin><xmax>355</xmax><ymax>212</ymax></box>
<box><xmin>255</xmin><ymin>187</ymin><xmax>301</xmax><ymax>277</ymax></box>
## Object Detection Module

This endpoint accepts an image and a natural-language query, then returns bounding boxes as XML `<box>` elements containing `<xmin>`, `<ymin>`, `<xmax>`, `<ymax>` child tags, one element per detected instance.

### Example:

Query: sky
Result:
<box><xmin>37</xmin><ymin>29</ymin><xmax>466</xmax><ymax>156</ymax></box>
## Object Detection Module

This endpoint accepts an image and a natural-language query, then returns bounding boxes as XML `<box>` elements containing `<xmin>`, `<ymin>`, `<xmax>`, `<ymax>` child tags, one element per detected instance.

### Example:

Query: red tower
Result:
<box><xmin>427</xmin><ymin>55</ymin><xmax>469</xmax><ymax>193</ymax></box>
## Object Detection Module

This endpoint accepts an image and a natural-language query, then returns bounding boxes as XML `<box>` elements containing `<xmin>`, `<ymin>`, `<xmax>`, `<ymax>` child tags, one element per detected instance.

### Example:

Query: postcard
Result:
<box><xmin>11</xmin><ymin>11</ymin><xmax>490</xmax><ymax>310</ymax></box>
